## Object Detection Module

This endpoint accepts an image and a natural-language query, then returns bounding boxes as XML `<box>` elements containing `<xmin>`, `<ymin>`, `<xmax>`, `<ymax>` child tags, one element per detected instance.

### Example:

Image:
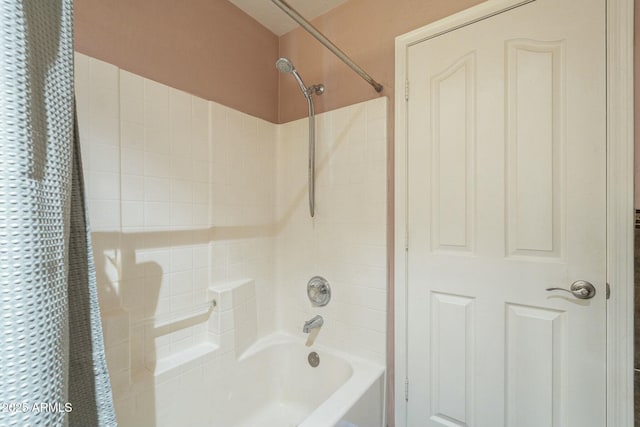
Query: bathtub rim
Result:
<box><xmin>238</xmin><ymin>332</ymin><xmax>386</xmax><ymax>427</ymax></box>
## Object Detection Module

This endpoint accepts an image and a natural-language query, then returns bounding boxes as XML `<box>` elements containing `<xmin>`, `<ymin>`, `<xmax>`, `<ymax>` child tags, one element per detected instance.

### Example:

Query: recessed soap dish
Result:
<box><xmin>307</xmin><ymin>276</ymin><xmax>331</xmax><ymax>307</ymax></box>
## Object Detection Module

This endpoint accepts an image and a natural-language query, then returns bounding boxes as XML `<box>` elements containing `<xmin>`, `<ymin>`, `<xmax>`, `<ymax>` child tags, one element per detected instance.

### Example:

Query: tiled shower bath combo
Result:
<box><xmin>75</xmin><ymin>53</ymin><xmax>387</xmax><ymax>426</ymax></box>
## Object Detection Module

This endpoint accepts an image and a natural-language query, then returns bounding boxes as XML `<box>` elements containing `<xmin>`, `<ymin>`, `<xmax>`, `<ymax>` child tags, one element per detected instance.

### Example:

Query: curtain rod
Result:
<box><xmin>271</xmin><ymin>0</ymin><xmax>383</xmax><ymax>93</ymax></box>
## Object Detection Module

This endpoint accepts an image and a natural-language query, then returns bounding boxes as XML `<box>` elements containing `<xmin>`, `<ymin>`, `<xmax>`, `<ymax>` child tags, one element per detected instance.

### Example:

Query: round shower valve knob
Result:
<box><xmin>307</xmin><ymin>276</ymin><xmax>331</xmax><ymax>307</ymax></box>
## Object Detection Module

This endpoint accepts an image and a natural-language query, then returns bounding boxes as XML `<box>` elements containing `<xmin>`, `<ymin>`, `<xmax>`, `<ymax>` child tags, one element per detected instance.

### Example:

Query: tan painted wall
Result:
<box><xmin>277</xmin><ymin>0</ymin><xmax>484</xmax><ymax>123</ymax></box>
<box><xmin>74</xmin><ymin>0</ymin><xmax>279</xmax><ymax>123</ymax></box>
<box><xmin>74</xmin><ymin>0</ymin><xmax>638</xmax><ymax>204</ymax></box>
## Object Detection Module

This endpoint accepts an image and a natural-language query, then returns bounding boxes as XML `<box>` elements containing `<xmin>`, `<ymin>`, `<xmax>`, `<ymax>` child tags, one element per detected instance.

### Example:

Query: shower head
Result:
<box><xmin>275</xmin><ymin>57</ymin><xmax>294</xmax><ymax>74</ymax></box>
<box><xmin>275</xmin><ymin>57</ymin><xmax>323</xmax><ymax>99</ymax></box>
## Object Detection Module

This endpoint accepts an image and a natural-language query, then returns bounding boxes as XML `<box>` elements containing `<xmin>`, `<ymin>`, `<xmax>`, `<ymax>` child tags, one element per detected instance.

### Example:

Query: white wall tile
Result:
<box><xmin>120</xmin><ymin>70</ymin><xmax>144</xmax><ymax>102</ymax></box>
<box><xmin>192</xmin><ymin>160</ymin><xmax>208</xmax><ymax>183</ymax></box>
<box><xmin>275</xmin><ymin>98</ymin><xmax>388</xmax><ymax>364</ymax></box>
<box><xmin>102</xmin><ymin>311</ymin><xmax>130</xmax><ymax>347</ymax></box>
<box><xmin>120</xmin><ymin>144</ymin><xmax>144</xmax><ymax>175</ymax></box>
<box><xmin>191</xmin><ymin>97</ymin><xmax>209</xmax><ymax>149</ymax></box>
<box><xmin>90</xmin><ymin>172</ymin><xmax>120</xmax><ymax>201</ymax></box>
<box><xmin>144</xmin><ymin>152</ymin><xmax>171</xmax><ymax>178</ymax></box>
<box><xmin>88</xmin><ymin>199</ymin><xmax>121</xmax><ymax>231</ymax></box>
<box><xmin>121</xmin><ymin>201</ymin><xmax>144</xmax><ymax>229</ymax></box>
<box><xmin>170</xmin><ymin>203</ymin><xmax>193</xmax><ymax>228</ymax></box>
<box><xmin>121</xmin><ymin>175</ymin><xmax>144</xmax><ymax>201</ymax></box>
<box><xmin>120</xmin><ymin>120</ymin><xmax>144</xmax><ymax>149</ymax></box>
<box><xmin>90</xmin><ymin>143</ymin><xmax>120</xmax><ymax>173</ymax></box>
<box><xmin>74</xmin><ymin>53</ymin><xmax>90</xmax><ymax>140</ymax></box>
<box><xmin>145</xmin><ymin>126</ymin><xmax>170</xmax><ymax>155</ymax></box>
<box><xmin>170</xmin><ymin>247</ymin><xmax>193</xmax><ymax>273</ymax></box>
<box><xmin>170</xmin><ymin>179</ymin><xmax>193</xmax><ymax>203</ymax></box>
<box><xmin>192</xmin><ymin>203</ymin><xmax>209</xmax><ymax>227</ymax></box>
<box><xmin>144</xmin><ymin>80</ymin><xmax>169</xmax><ymax>123</ymax></box>
<box><xmin>143</xmin><ymin>177</ymin><xmax>171</xmax><ymax>202</ymax></box>
<box><xmin>192</xmin><ymin>246</ymin><xmax>208</xmax><ymax>269</ymax></box>
<box><xmin>87</xmin><ymin>58</ymin><xmax>119</xmax><ymax>147</ymax></box>
<box><xmin>144</xmin><ymin>202</ymin><xmax>171</xmax><ymax>227</ymax></box>
<box><xmin>169</xmin><ymin>88</ymin><xmax>192</xmax><ymax>152</ymax></box>
<box><xmin>171</xmin><ymin>270</ymin><xmax>193</xmax><ymax>296</ymax></box>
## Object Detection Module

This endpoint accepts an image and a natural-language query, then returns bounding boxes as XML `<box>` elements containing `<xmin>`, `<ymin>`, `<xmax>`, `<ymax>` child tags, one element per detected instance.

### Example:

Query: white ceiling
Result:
<box><xmin>228</xmin><ymin>0</ymin><xmax>347</xmax><ymax>36</ymax></box>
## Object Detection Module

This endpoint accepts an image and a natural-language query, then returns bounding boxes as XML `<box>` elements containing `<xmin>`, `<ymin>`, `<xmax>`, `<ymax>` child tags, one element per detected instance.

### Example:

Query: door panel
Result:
<box><xmin>429</xmin><ymin>292</ymin><xmax>475</xmax><ymax>425</ymax></box>
<box><xmin>430</xmin><ymin>53</ymin><xmax>475</xmax><ymax>254</ymax></box>
<box><xmin>405</xmin><ymin>0</ymin><xmax>606</xmax><ymax>426</ymax></box>
<box><xmin>505</xmin><ymin>304</ymin><xmax>565</xmax><ymax>427</ymax></box>
<box><xmin>506</xmin><ymin>39</ymin><xmax>564</xmax><ymax>259</ymax></box>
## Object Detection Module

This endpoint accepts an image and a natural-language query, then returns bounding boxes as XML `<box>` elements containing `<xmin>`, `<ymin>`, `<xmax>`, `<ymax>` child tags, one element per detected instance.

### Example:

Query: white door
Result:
<box><xmin>405</xmin><ymin>0</ymin><xmax>606</xmax><ymax>426</ymax></box>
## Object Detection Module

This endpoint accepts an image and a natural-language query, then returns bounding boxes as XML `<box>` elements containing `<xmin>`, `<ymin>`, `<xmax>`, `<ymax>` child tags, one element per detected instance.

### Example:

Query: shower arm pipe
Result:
<box><xmin>271</xmin><ymin>0</ymin><xmax>383</xmax><ymax>93</ymax></box>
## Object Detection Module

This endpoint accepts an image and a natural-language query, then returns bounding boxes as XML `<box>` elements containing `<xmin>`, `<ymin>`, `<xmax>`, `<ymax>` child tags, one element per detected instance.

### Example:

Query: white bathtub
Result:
<box><xmin>209</xmin><ymin>333</ymin><xmax>385</xmax><ymax>427</ymax></box>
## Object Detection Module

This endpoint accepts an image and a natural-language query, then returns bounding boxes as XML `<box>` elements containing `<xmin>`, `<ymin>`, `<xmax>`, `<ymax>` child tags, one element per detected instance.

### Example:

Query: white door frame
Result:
<box><xmin>393</xmin><ymin>0</ymin><xmax>635</xmax><ymax>425</ymax></box>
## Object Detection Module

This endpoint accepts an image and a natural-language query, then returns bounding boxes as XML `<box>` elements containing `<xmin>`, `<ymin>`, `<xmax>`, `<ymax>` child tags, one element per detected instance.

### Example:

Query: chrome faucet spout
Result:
<box><xmin>303</xmin><ymin>315</ymin><xmax>324</xmax><ymax>347</ymax></box>
<box><xmin>303</xmin><ymin>315</ymin><xmax>323</xmax><ymax>333</ymax></box>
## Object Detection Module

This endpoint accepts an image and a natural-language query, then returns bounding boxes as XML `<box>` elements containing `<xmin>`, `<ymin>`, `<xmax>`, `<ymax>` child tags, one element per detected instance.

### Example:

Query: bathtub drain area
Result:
<box><xmin>308</xmin><ymin>352</ymin><xmax>320</xmax><ymax>368</ymax></box>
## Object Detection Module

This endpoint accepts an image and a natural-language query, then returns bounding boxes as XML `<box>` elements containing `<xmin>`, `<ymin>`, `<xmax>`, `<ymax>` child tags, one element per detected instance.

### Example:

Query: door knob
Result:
<box><xmin>546</xmin><ymin>280</ymin><xmax>596</xmax><ymax>299</ymax></box>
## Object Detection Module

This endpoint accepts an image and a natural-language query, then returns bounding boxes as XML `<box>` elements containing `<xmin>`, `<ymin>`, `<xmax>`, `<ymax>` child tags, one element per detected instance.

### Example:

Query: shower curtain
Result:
<box><xmin>0</xmin><ymin>1</ymin><xmax>116</xmax><ymax>426</ymax></box>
